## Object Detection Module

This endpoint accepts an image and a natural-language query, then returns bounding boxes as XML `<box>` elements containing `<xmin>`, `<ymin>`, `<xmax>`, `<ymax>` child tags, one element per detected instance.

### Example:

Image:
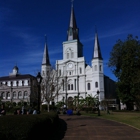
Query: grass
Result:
<box><xmin>81</xmin><ymin>110</ymin><xmax>140</xmax><ymax>130</ymax></box>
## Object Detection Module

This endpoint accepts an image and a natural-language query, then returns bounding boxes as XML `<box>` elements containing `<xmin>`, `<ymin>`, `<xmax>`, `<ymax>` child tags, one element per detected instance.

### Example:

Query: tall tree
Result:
<box><xmin>41</xmin><ymin>68</ymin><xmax>63</xmax><ymax>112</ymax></box>
<box><xmin>108</xmin><ymin>34</ymin><xmax>140</xmax><ymax>110</ymax></box>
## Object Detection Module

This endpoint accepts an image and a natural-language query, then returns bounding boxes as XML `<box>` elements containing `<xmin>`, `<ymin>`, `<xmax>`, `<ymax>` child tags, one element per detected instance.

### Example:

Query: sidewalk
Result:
<box><xmin>56</xmin><ymin>115</ymin><xmax>140</xmax><ymax>140</ymax></box>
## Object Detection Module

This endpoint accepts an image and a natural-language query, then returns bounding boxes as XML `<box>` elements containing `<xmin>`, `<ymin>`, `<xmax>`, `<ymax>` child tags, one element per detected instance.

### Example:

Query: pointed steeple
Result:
<box><xmin>42</xmin><ymin>35</ymin><xmax>51</xmax><ymax>66</ymax></box>
<box><xmin>93</xmin><ymin>31</ymin><xmax>103</xmax><ymax>60</ymax></box>
<box><xmin>67</xmin><ymin>3</ymin><xmax>79</xmax><ymax>41</ymax></box>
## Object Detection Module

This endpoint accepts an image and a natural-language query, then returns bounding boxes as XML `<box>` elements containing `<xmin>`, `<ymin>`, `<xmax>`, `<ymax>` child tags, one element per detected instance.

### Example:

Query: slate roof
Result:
<box><xmin>0</xmin><ymin>74</ymin><xmax>36</xmax><ymax>81</ymax></box>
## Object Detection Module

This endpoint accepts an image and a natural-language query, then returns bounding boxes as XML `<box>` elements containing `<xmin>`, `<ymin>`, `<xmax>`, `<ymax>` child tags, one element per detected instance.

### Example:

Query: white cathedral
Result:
<box><xmin>41</xmin><ymin>4</ymin><xmax>117</xmax><ymax>106</ymax></box>
<box><xmin>0</xmin><ymin>4</ymin><xmax>117</xmax><ymax>108</ymax></box>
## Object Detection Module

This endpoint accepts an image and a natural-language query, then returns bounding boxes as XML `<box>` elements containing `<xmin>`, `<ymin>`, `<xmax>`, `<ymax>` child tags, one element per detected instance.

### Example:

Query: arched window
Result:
<box><xmin>42</xmin><ymin>71</ymin><xmax>45</xmax><ymax>76</ymax></box>
<box><xmin>71</xmin><ymin>52</ymin><xmax>74</xmax><ymax>58</ymax></box>
<box><xmin>100</xmin><ymin>65</ymin><xmax>102</xmax><ymax>71</ymax></box>
<box><xmin>87</xmin><ymin>83</ymin><xmax>90</xmax><ymax>90</ymax></box>
<box><xmin>94</xmin><ymin>65</ymin><xmax>97</xmax><ymax>71</ymax></box>
<box><xmin>95</xmin><ymin>82</ymin><xmax>98</xmax><ymax>88</ymax></box>
<box><xmin>24</xmin><ymin>91</ymin><xmax>28</xmax><ymax>98</ymax></box>
<box><xmin>68</xmin><ymin>84</ymin><xmax>70</xmax><ymax>90</ymax></box>
<box><xmin>59</xmin><ymin>69</ymin><xmax>61</xmax><ymax>76</ymax></box>
<box><xmin>79</xmin><ymin>67</ymin><xmax>82</xmax><ymax>74</ymax></box>
<box><xmin>1</xmin><ymin>92</ymin><xmax>5</xmax><ymax>99</ymax></box>
<box><xmin>62</xmin><ymin>79</ymin><xmax>64</xmax><ymax>91</ymax></box>
<box><xmin>47</xmin><ymin>71</ymin><xmax>49</xmax><ymax>76</ymax></box>
<box><xmin>18</xmin><ymin>91</ymin><xmax>22</xmax><ymax>99</ymax></box>
<box><xmin>67</xmin><ymin>53</ymin><xmax>69</xmax><ymax>59</ymax></box>
<box><xmin>71</xmin><ymin>84</ymin><xmax>73</xmax><ymax>90</ymax></box>
<box><xmin>13</xmin><ymin>92</ymin><xmax>17</xmax><ymax>99</ymax></box>
<box><xmin>7</xmin><ymin>92</ymin><xmax>10</xmax><ymax>99</ymax></box>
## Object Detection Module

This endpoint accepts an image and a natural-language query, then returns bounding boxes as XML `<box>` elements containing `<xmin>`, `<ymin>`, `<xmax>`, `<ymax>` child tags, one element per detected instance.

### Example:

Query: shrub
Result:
<box><xmin>0</xmin><ymin>113</ymin><xmax>59</xmax><ymax>140</ymax></box>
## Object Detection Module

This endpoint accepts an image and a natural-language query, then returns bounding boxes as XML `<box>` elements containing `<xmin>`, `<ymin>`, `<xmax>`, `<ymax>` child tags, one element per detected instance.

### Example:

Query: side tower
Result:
<box><xmin>92</xmin><ymin>32</ymin><xmax>105</xmax><ymax>101</ymax></box>
<box><xmin>41</xmin><ymin>36</ymin><xmax>51</xmax><ymax>79</ymax></box>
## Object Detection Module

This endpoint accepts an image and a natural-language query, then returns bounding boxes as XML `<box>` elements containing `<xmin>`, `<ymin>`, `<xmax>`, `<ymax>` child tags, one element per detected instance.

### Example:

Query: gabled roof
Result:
<box><xmin>0</xmin><ymin>74</ymin><xmax>36</xmax><ymax>81</ymax></box>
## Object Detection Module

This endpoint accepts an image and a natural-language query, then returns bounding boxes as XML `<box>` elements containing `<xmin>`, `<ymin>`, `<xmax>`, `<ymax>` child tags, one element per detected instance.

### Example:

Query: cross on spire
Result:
<box><xmin>71</xmin><ymin>0</ymin><xmax>74</xmax><ymax>7</ymax></box>
<box><xmin>45</xmin><ymin>34</ymin><xmax>47</xmax><ymax>44</ymax></box>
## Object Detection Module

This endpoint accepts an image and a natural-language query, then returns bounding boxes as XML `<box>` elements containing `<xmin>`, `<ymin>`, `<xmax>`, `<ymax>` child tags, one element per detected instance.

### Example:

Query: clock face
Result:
<box><xmin>68</xmin><ymin>63</ymin><xmax>73</xmax><ymax>68</ymax></box>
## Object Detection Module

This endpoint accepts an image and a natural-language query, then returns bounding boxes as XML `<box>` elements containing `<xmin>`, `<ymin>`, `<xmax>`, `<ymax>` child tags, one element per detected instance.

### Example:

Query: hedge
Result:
<box><xmin>0</xmin><ymin>112</ymin><xmax>59</xmax><ymax>140</ymax></box>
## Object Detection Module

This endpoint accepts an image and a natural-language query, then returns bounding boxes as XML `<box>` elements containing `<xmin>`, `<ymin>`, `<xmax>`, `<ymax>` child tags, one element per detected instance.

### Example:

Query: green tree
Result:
<box><xmin>73</xmin><ymin>94</ymin><xmax>97</xmax><ymax>110</ymax></box>
<box><xmin>108</xmin><ymin>34</ymin><xmax>140</xmax><ymax>110</ymax></box>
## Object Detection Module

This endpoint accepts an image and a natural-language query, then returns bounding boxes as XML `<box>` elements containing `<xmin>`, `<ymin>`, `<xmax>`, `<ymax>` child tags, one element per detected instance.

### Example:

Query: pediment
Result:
<box><xmin>0</xmin><ymin>84</ymin><xmax>10</xmax><ymax>90</ymax></box>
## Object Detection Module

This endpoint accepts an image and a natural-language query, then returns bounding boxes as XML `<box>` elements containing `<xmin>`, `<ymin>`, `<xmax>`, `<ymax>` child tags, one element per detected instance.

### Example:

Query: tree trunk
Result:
<box><xmin>47</xmin><ymin>102</ymin><xmax>50</xmax><ymax>112</ymax></box>
<box><xmin>40</xmin><ymin>104</ymin><xmax>42</xmax><ymax>112</ymax></box>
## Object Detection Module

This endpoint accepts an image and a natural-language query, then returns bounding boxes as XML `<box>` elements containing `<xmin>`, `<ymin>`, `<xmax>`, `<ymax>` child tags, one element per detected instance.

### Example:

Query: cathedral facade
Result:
<box><xmin>41</xmin><ymin>5</ymin><xmax>117</xmax><ymax>106</ymax></box>
<box><xmin>0</xmin><ymin>4</ymin><xmax>117</xmax><ymax>108</ymax></box>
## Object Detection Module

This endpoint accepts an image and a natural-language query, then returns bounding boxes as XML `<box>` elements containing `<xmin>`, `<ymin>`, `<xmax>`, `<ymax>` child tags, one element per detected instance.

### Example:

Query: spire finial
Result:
<box><xmin>95</xmin><ymin>25</ymin><xmax>97</xmax><ymax>34</ymax></box>
<box><xmin>71</xmin><ymin>0</ymin><xmax>74</xmax><ymax>7</ymax></box>
<box><xmin>45</xmin><ymin>34</ymin><xmax>47</xmax><ymax>44</ymax></box>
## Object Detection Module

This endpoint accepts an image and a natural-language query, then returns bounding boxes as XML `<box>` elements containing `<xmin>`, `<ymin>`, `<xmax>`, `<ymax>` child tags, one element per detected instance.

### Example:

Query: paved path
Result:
<box><xmin>56</xmin><ymin>115</ymin><xmax>140</xmax><ymax>140</ymax></box>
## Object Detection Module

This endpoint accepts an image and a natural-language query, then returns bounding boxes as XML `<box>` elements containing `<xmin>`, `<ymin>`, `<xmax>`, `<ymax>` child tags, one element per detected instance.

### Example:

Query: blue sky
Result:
<box><xmin>0</xmin><ymin>0</ymin><xmax>140</xmax><ymax>81</ymax></box>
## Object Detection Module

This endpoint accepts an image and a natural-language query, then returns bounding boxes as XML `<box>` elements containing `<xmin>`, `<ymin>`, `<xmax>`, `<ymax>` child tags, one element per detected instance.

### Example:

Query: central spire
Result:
<box><xmin>67</xmin><ymin>2</ymin><xmax>79</xmax><ymax>41</ymax></box>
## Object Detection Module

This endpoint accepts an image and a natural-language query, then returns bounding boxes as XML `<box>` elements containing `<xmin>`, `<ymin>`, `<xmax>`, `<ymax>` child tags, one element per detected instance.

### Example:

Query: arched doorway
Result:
<box><xmin>68</xmin><ymin>97</ymin><xmax>73</xmax><ymax>109</ymax></box>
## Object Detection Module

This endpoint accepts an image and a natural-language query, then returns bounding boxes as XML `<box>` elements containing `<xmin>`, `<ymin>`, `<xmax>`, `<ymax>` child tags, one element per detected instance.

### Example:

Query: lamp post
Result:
<box><xmin>97</xmin><ymin>90</ymin><xmax>100</xmax><ymax>116</ymax></box>
<box><xmin>36</xmin><ymin>72</ymin><xmax>42</xmax><ymax>113</ymax></box>
<box><xmin>65</xmin><ymin>76</ymin><xmax>68</xmax><ymax>108</ymax></box>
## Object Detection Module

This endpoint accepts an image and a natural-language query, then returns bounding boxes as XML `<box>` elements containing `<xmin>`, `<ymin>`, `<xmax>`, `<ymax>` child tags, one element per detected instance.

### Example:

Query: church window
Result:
<box><xmin>100</xmin><ymin>65</ymin><xmax>102</xmax><ymax>71</ymax></box>
<box><xmin>59</xmin><ymin>69</ymin><xmax>61</xmax><ymax>76</ymax></box>
<box><xmin>43</xmin><ymin>71</ymin><xmax>45</xmax><ymax>76</ymax></box>
<box><xmin>87</xmin><ymin>83</ymin><xmax>90</xmax><ymax>90</ymax></box>
<box><xmin>79</xmin><ymin>67</ymin><xmax>82</xmax><ymax>74</ymax></box>
<box><xmin>71</xmin><ymin>84</ymin><xmax>73</xmax><ymax>90</ymax></box>
<box><xmin>75</xmin><ymin>79</ymin><xmax>76</xmax><ymax>90</ymax></box>
<box><xmin>69</xmin><ymin>71</ymin><xmax>71</xmax><ymax>75</ymax></box>
<box><xmin>95</xmin><ymin>65</ymin><xmax>97</xmax><ymax>71</ymax></box>
<box><xmin>62</xmin><ymin>79</ymin><xmax>64</xmax><ymax>91</ymax></box>
<box><xmin>68</xmin><ymin>84</ymin><xmax>70</xmax><ymax>90</ymax></box>
<box><xmin>71</xmin><ymin>52</ymin><xmax>74</xmax><ymax>58</ymax></box>
<box><xmin>95</xmin><ymin>82</ymin><xmax>98</xmax><ymax>88</ymax></box>
<box><xmin>67</xmin><ymin>53</ymin><xmax>69</xmax><ymax>59</ymax></box>
<box><xmin>47</xmin><ymin>71</ymin><xmax>49</xmax><ymax>76</ymax></box>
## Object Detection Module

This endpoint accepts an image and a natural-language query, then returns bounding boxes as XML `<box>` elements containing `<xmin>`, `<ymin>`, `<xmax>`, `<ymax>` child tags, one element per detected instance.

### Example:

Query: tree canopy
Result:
<box><xmin>108</xmin><ymin>34</ymin><xmax>140</xmax><ymax>110</ymax></box>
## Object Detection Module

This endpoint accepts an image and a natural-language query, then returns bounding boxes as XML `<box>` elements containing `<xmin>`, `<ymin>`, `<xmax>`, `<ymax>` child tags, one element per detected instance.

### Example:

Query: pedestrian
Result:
<box><xmin>33</xmin><ymin>108</ymin><xmax>37</xmax><ymax>115</ymax></box>
<box><xmin>0</xmin><ymin>104</ymin><xmax>6</xmax><ymax>116</ymax></box>
<box><xmin>21</xmin><ymin>105</ymin><xmax>25</xmax><ymax>115</ymax></box>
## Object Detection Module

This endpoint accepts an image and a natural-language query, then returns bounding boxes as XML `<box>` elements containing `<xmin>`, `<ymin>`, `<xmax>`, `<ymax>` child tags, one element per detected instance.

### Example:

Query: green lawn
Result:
<box><xmin>81</xmin><ymin>110</ymin><xmax>140</xmax><ymax>130</ymax></box>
